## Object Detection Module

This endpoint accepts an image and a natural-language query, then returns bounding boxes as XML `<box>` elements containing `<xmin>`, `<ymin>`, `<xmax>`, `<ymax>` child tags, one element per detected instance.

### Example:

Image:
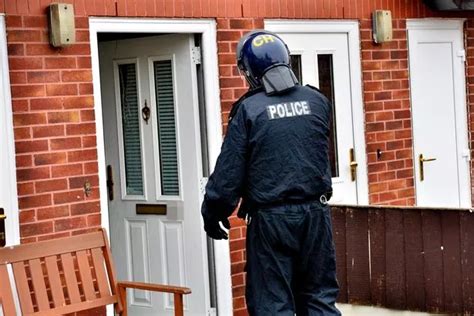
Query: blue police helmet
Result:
<box><xmin>236</xmin><ymin>30</ymin><xmax>291</xmax><ymax>89</ymax></box>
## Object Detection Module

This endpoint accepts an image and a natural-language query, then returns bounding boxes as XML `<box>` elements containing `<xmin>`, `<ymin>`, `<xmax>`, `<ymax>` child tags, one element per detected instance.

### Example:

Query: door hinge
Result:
<box><xmin>192</xmin><ymin>47</ymin><xmax>202</xmax><ymax>65</ymax></box>
<box><xmin>457</xmin><ymin>49</ymin><xmax>466</xmax><ymax>62</ymax></box>
<box><xmin>462</xmin><ymin>149</ymin><xmax>471</xmax><ymax>161</ymax></box>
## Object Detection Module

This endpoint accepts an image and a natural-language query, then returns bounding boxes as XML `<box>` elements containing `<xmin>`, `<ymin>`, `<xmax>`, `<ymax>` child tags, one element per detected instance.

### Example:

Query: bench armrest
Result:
<box><xmin>116</xmin><ymin>281</ymin><xmax>191</xmax><ymax>316</ymax></box>
<box><xmin>117</xmin><ymin>281</ymin><xmax>191</xmax><ymax>294</ymax></box>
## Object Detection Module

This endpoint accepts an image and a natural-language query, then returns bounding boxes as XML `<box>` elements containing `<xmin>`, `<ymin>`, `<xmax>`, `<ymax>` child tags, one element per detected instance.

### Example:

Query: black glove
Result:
<box><xmin>204</xmin><ymin>217</ymin><xmax>231</xmax><ymax>240</ymax></box>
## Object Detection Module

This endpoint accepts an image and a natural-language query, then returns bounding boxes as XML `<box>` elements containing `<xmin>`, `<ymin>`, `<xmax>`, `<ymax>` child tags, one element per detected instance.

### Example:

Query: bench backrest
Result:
<box><xmin>0</xmin><ymin>229</ymin><xmax>121</xmax><ymax>316</ymax></box>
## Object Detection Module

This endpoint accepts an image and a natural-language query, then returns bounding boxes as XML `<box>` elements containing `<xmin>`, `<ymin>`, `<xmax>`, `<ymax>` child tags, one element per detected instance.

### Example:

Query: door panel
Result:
<box><xmin>99</xmin><ymin>34</ymin><xmax>209</xmax><ymax>315</ymax></box>
<box><xmin>284</xmin><ymin>33</ymin><xmax>358</xmax><ymax>204</ymax></box>
<box><xmin>408</xmin><ymin>21</ymin><xmax>470</xmax><ymax>208</ymax></box>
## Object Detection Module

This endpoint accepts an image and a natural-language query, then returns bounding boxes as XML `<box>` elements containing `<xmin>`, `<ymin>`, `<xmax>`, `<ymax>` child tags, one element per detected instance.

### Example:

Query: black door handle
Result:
<box><xmin>106</xmin><ymin>165</ymin><xmax>114</xmax><ymax>201</ymax></box>
<box><xmin>0</xmin><ymin>207</ymin><xmax>5</xmax><ymax>247</ymax></box>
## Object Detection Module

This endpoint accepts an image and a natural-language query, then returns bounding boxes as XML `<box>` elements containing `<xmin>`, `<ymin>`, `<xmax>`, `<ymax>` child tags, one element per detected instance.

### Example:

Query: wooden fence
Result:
<box><xmin>331</xmin><ymin>205</ymin><xmax>474</xmax><ymax>314</ymax></box>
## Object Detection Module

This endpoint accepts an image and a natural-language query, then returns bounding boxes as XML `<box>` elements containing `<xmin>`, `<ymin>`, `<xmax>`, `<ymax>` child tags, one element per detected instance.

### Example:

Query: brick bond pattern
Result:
<box><xmin>2</xmin><ymin>0</ymin><xmax>474</xmax><ymax>315</ymax></box>
<box><xmin>6</xmin><ymin>14</ymin><xmax>100</xmax><ymax>244</ymax></box>
<box><xmin>361</xmin><ymin>19</ymin><xmax>415</xmax><ymax>206</ymax></box>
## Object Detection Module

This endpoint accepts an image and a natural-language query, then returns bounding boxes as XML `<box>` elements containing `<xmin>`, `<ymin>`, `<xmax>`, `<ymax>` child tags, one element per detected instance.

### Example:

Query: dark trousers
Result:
<box><xmin>245</xmin><ymin>202</ymin><xmax>341</xmax><ymax>316</ymax></box>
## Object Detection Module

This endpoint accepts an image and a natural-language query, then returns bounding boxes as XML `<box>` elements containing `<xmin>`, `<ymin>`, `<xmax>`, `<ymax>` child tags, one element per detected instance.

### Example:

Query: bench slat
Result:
<box><xmin>29</xmin><ymin>259</ymin><xmax>49</xmax><ymax>311</ymax></box>
<box><xmin>60</xmin><ymin>253</ymin><xmax>81</xmax><ymax>304</ymax></box>
<box><xmin>76</xmin><ymin>250</ymin><xmax>96</xmax><ymax>301</ymax></box>
<box><xmin>26</xmin><ymin>295</ymin><xmax>118</xmax><ymax>316</ymax></box>
<box><xmin>0</xmin><ymin>232</ymin><xmax>105</xmax><ymax>264</ymax></box>
<box><xmin>12</xmin><ymin>261</ymin><xmax>34</xmax><ymax>314</ymax></box>
<box><xmin>44</xmin><ymin>256</ymin><xmax>65</xmax><ymax>308</ymax></box>
<box><xmin>91</xmin><ymin>248</ymin><xmax>110</xmax><ymax>297</ymax></box>
<box><xmin>0</xmin><ymin>265</ymin><xmax>17</xmax><ymax>316</ymax></box>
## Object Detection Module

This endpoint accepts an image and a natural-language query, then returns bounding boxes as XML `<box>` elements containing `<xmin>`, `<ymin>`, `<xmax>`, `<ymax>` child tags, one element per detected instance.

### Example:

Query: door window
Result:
<box><xmin>117</xmin><ymin>62</ymin><xmax>144</xmax><ymax>197</ymax></box>
<box><xmin>153</xmin><ymin>59</ymin><xmax>180</xmax><ymax>197</ymax></box>
<box><xmin>317</xmin><ymin>54</ymin><xmax>339</xmax><ymax>178</ymax></box>
<box><xmin>290</xmin><ymin>54</ymin><xmax>339</xmax><ymax>178</ymax></box>
<box><xmin>290</xmin><ymin>54</ymin><xmax>302</xmax><ymax>83</ymax></box>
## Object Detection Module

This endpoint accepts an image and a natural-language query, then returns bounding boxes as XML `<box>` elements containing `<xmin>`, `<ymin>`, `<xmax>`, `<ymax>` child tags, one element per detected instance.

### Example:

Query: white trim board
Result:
<box><xmin>88</xmin><ymin>18</ymin><xmax>231</xmax><ymax>316</ymax></box>
<box><xmin>265</xmin><ymin>20</ymin><xmax>369</xmax><ymax>205</ymax></box>
<box><xmin>0</xmin><ymin>14</ymin><xmax>20</xmax><ymax>246</ymax></box>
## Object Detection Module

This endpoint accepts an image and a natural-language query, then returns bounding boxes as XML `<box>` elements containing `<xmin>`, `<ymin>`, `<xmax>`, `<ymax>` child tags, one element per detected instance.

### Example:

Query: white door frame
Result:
<box><xmin>407</xmin><ymin>19</ymin><xmax>471</xmax><ymax>208</ymax></box>
<box><xmin>265</xmin><ymin>20</ymin><xmax>369</xmax><ymax>205</ymax></box>
<box><xmin>89</xmin><ymin>18</ymin><xmax>232</xmax><ymax>315</ymax></box>
<box><xmin>0</xmin><ymin>14</ymin><xmax>20</xmax><ymax>246</ymax></box>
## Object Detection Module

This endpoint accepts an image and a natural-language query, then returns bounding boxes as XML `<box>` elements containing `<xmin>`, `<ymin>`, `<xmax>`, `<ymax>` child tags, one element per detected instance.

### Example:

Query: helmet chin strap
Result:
<box><xmin>261</xmin><ymin>65</ymin><xmax>299</xmax><ymax>95</ymax></box>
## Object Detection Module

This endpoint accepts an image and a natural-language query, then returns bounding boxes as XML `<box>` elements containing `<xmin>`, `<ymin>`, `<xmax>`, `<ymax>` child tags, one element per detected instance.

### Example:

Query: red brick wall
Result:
<box><xmin>361</xmin><ymin>18</ymin><xmax>415</xmax><ymax>206</ymax></box>
<box><xmin>6</xmin><ymin>13</ymin><xmax>100</xmax><ymax>244</ymax></box>
<box><xmin>2</xmin><ymin>0</ymin><xmax>474</xmax><ymax>315</ymax></box>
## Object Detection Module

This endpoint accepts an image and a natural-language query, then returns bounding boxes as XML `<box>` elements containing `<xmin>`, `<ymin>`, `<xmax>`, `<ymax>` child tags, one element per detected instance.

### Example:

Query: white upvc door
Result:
<box><xmin>407</xmin><ymin>19</ymin><xmax>471</xmax><ymax>208</ymax></box>
<box><xmin>266</xmin><ymin>21</ymin><xmax>368</xmax><ymax>205</ymax></box>
<box><xmin>0</xmin><ymin>14</ymin><xmax>20</xmax><ymax>248</ymax></box>
<box><xmin>99</xmin><ymin>34</ymin><xmax>210</xmax><ymax>315</ymax></box>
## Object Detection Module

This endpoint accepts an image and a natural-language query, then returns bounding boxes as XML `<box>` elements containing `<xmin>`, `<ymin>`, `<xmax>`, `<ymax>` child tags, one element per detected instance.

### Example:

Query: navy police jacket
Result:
<box><xmin>201</xmin><ymin>84</ymin><xmax>333</xmax><ymax>222</ymax></box>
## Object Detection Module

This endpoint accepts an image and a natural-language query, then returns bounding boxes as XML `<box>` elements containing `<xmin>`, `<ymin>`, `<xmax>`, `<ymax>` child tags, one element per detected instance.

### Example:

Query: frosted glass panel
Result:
<box><xmin>154</xmin><ymin>60</ymin><xmax>179</xmax><ymax>196</ymax></box>
<box><xmin>118</xmin><ymin>63</ymin><xmax>144</xmax><ymax>195</ymax></box>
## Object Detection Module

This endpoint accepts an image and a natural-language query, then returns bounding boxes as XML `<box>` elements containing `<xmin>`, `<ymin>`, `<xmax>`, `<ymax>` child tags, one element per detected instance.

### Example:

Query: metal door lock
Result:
<box><xmin>349</xmin><ymin>148</ymin><xmax>358</xmax><ymax>182</ymax></box>
<box><xmin>0</xmin><ymin>213</ymin><xmax>6</xmax><ymax>221</ymax></box>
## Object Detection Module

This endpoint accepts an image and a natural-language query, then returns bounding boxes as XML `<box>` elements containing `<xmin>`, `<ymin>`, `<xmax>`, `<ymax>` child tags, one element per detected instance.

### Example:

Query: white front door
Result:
<box><xmin>0</xmin><ymin>15</ymin><xmax>19</xmax><ymax>248</ymax></box>
<box><xmin>99</xmin><ymin>34</ymin><xmax>210</xmax><ymax>315</ymax></box>
<box><xmin>407</xmin><ymin>20</ymin><xmax>470</xmax><ymax>208</ymax></box>
<box><xmin>266</xmin><ymin>23</ymin><xmax>367</xmax><ymax>205</ymax></box>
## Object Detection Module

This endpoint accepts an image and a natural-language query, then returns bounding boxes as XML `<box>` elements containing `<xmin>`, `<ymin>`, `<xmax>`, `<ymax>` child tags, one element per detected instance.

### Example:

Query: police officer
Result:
<box><xmin>201</xmin><ymin>30</ymin><xmax>341</xmax><ymax>315</ymax></box>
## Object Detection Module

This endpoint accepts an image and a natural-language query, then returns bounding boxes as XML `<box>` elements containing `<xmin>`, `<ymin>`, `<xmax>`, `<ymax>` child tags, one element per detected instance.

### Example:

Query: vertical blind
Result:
<box><xmin>118</xmin><ymin>63</ymin><xmax>144</xmax><ymax>196</ymax></box>
<box><xmin>154</xmin><ymin>60</ymin><xmax>180</xmax><ymax>196</ymax></box>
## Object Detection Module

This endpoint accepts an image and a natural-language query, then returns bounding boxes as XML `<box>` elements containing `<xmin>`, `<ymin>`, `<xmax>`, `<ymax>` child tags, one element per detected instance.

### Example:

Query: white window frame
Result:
<box><xmin>89</xmin><ymin>18</ymin><xmax>231</xmax><ymax>316</ymax></box>
<box><xmin>265</xmin><ymin>20</ymin><xmax>369</xmax><ymax>205</ymax></box>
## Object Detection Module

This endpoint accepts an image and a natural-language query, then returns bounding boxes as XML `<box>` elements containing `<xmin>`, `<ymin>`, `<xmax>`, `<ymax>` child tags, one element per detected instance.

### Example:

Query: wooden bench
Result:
<box><xmin>0</xmin><ymin>228</ymin><xmax>191</xmax><ymax>316</ymax></box>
